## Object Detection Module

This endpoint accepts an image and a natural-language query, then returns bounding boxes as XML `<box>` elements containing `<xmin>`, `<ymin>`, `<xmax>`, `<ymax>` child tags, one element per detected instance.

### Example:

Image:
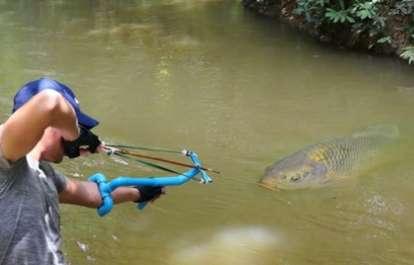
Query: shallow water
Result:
<box><xmin>1</xmin><ymin>0</ymin><xmax>414</xmax><ymax>264</ymax></box>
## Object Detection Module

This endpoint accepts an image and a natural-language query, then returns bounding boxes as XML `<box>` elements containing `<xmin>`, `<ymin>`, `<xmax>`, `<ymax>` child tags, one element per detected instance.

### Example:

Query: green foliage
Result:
<box><xmin>293</xmin><ymin>0</ymin><xmax>414</xmax><ymax>56</ymax></box>
<box><xmin>391</xmin><ymin>0</ymin><xmax>414</xmax><ymax>16</ymax></box>
<box><xmin>377</xmin><ymin>36</ymin><xmax>391</xmax><ymax>44</ymax></box>
<box><xmin>391</xmin><ymin>0</ymin><xmax>414</xmax><ymax>40</ymax></box>
<box><xmin>400</xmin><ymin>46</ymin><xmax>414</xmax><ymax>64</ymax></box>
<box><xmin>325</xmin><ymin>8</ymin><xmax>355</xmax><ymax>23</ymax></box>
<box><xmin>293</xmin><ymin>0</ymin><xmax>329</xmax><ymax>25</ymax></box>
<box><xmin>352</xmin><ymin>2</ymin><xmax>377</xmax><ymax>20</ymax></box>
<box><xmin>294</xmin><ymin>0</ymin><xmax>383</xmax><ymax>24</ymax></box>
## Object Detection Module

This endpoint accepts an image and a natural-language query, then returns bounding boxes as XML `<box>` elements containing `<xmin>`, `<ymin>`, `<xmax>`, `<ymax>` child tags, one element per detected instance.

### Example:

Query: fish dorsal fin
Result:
<box><xmin>352</xmin><ymin>124</ymin><xmax>399</xmax><ymax>139</ymax></box>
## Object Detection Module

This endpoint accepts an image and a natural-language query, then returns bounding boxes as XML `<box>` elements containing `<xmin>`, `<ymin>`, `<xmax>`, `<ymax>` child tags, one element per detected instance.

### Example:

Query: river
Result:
<box><xmin>1</xmin><ymin>0</ymin><xmax>414</xmax><ymax>264</ymax></box>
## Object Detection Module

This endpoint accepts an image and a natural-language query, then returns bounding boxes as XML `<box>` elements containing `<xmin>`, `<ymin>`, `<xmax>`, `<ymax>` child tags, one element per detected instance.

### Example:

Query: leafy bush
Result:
<box><xmin>400</xmin><ymin>46</ymin><xmax>414</xmax><ymax>64</ymax></box>
<box><xmin>293</xmin><ymin>0</ymin><xmax>414</xmax><ymax>63</ymax></box>
<box><xmin>391</xmin><ymin>0</ymin><xmax>414</xmax><ymax>16</ymax></box>
<box><xmin>294</xmin><ymin>0</ymin><xmax>384</xmax><ymax>29</ymax></box>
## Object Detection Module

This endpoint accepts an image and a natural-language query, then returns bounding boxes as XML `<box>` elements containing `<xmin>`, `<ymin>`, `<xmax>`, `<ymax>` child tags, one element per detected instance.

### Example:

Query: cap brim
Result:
<box><xmin>77</xmin><ymin>111</ymin><xmax>99</xmax><ymax>129</ymax></box>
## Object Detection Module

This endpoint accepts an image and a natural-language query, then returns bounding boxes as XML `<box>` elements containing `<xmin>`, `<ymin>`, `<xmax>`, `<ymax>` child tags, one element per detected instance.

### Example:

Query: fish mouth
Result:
<box><xmin>257</xmin><ymin>182</ymin><xmax>278</xmax><ymax>191</ymax></box>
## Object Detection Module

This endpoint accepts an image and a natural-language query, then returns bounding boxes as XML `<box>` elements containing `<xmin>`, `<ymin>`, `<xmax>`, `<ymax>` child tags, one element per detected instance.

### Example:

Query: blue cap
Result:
<box><xmin>13</xmin><ymin>78</ymin><xmax>99</xmax><ymax>129</ymax></box>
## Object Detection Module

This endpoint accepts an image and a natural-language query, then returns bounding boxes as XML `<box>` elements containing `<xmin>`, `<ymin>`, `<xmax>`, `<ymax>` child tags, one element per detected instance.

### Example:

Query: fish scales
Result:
<box><xmin>308</xmin><ymin>138</ymin><xmax>368</xmax><ymax>175</ymax></box>
<box><xmin>259</xmin><ymin>125</ymin><xmax>398</xmax><ymax>190</ymax></box>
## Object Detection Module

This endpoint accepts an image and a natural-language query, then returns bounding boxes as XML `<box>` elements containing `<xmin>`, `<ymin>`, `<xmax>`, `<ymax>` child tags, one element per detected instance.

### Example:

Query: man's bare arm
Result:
<box><xmin>0</xmin><ymin>89</ymin><xmax>79</xmax><ymax>162</ymax></box>
<box><xmin>59</xmin><ymin>178</ymin><xmax>139</xmax><ymax>208</ymax></box>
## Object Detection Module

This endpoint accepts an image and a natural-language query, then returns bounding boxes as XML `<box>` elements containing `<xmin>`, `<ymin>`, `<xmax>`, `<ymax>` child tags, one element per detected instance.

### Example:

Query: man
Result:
<box><xmin>0</xmin><ymin>77</ymin><xmax>163</xmax><ymax>265</ymax></box>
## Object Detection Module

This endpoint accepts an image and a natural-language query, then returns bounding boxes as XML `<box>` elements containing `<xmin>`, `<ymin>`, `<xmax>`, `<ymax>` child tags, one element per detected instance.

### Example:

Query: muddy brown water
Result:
<box><xmin>1</xmin><ymin>1</ymin><xmax>414</xmax><ymax>264</ymax></box>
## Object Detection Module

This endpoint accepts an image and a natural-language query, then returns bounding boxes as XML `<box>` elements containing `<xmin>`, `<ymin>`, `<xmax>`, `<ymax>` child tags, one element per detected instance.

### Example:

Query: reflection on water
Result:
<box><xmin>0</xmin><ymin>0</ymin><xmax>414</xmax><ymax>264</ymax></box>
<box><xmin>168</xmin><ymin>226</ymin><xmax>281</xmax><ymax>265</ymax></box>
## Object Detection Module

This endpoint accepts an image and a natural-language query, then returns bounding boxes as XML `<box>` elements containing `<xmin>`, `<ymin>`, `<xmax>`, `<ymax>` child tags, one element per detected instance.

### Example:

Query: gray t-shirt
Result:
<box><xmin>0</xmin><ymin>150</ymin><xmax>67</xmax><ymax>265</ymax></box>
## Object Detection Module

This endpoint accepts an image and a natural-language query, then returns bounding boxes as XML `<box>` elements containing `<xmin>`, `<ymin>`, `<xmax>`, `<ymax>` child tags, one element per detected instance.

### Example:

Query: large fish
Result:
<box><xmin>259</xmin><ymin>125</ymin><xmax>399</xmax><ymax>190</ymax></box>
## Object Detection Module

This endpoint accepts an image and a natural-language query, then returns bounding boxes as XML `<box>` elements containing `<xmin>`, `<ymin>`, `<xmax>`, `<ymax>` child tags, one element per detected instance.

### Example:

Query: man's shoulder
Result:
<box><xmin>39</xmin><ymin>161</ymin><xmax>67</xmax><ymax>193</ymax></box>
<box><xmin>0</xmin><ymin>138</ymin><xmax>28</xmax><ymax>170</ymax></box>
<box><xmin>39</xmin><ymin>161</ymin><xmax>56</xmax><ymax>175</ymax></box>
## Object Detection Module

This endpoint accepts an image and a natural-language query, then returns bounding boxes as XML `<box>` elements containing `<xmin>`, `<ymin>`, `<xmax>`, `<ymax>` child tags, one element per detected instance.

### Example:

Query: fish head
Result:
<box><xmin>259</xmin><ymin>152</ymin><xmax>328</xmax><ymax>190</ymax></box>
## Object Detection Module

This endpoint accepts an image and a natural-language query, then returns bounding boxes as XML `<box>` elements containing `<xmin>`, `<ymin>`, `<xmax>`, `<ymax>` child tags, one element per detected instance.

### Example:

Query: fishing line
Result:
<box><xmin>113</xmin><ymin>152</ymin><xmax>182</xmax><ymax>175</ymax></box>
<box><xmin>122</xmin><ymin>149</ymin><xmax>220</xmax><ymax>174</ymax></box>
<box><xmin>106</xmin><ymin>145</ymin><xmax>220</xmax><ymax>174</ymax></box>
<box><xmin>107</xmin><ymin>144</ymin><xmax>182</xmax><ymax>154</ymax></box>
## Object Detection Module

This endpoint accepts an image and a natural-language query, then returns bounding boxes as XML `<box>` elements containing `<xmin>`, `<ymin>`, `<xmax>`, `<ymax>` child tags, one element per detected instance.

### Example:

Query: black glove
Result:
<box><xmin>62</xmin><ymin>126</ymin><xmax>101</xmax><ymax>158</ymax></box>
<box><xmin>135</xmin><ymin>185</ymin><xmax>164</xmax><ymax>203</ymax></box>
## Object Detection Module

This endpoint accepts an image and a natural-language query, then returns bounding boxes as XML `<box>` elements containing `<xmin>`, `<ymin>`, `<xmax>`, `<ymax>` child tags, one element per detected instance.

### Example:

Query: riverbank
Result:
<box><xmin>242</xmin><ymin>0</ymin><xmax>414</xmax><ymax>64</ymax></box>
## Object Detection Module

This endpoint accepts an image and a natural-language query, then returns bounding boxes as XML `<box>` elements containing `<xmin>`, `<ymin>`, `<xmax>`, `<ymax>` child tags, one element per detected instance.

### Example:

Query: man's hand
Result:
<box><xmin>135</xmin><ymin>186</ymin><xmax>165</xmax><ymax>203</ymax></box>
<box><xmin>62</xmin><ymin>126</ymin><xmax>101</xmax><ymax>158</ymax></box>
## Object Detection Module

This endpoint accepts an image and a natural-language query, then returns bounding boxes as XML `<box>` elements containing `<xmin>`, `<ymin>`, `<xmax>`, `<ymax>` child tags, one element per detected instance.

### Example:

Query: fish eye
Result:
<box><xmin>290</xmin><ymin>174</ymin><xmax>302</xmax><ymax>182</ymax></box>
